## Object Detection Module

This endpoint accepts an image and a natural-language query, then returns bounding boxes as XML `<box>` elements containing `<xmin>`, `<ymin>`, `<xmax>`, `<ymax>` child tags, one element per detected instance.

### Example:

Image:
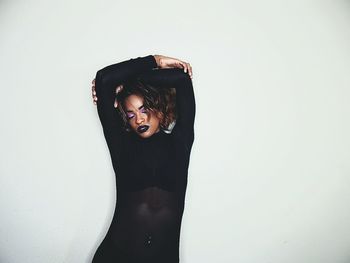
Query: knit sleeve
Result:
<box><xmin>95</xmin><ymin>55</ymin><xmax>158</xmax><ymax>162</ymax></box>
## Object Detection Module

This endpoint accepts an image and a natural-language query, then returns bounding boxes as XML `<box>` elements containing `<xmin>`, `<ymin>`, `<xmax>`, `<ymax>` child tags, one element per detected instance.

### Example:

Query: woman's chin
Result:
<box><xmin>136</xmin><ymin>128</ymin><xmax>160</xmax><ymax>138</ymax></box>
<box><xmin>136</xmin><ymin>129</ymin><xmax>153</xmax><ymax>138</ymax></box>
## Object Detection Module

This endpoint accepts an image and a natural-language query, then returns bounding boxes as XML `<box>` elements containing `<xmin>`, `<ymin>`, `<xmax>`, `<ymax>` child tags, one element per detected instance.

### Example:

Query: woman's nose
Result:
<box><xmin>135</xmin><ymin>114</ymin><xmax>145</xmax><ymax>124</ymax></box>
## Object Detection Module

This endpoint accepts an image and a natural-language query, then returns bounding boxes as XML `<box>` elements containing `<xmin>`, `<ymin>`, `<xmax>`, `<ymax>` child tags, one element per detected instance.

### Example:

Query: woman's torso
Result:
<box><xmin>106</xmin><ymin>129</ymin><xmax>191</xmax><ymax>261</ymax></box>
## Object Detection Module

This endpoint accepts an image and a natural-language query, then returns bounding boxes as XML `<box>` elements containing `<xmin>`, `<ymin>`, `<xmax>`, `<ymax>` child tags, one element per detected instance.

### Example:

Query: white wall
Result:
<box><xmin>1</xmin><ymin>0</ymin><xmax>350</xmax><ymax>262</ymax></box>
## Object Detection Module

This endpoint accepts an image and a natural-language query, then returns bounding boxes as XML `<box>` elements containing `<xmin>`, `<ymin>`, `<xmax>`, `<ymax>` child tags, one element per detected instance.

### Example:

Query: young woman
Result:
<box><xmin>91</xmin><ymin>55</ymin><xmax>195</xmax><ymax>263</ymax></box>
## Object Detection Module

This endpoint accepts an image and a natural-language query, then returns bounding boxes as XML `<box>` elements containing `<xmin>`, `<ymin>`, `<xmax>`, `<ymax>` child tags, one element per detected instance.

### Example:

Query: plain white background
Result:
<box><xmin>1</xmin><ymin>0</ymin><xmax>350</xmax><ymax>262</ymax></box>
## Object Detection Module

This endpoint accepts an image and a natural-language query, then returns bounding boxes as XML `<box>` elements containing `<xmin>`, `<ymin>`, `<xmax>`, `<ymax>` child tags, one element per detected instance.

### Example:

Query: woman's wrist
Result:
<box><xmin>153</xmin><ymin>54</ymin><xmax>161</xmax><ymax>68</ymax></box>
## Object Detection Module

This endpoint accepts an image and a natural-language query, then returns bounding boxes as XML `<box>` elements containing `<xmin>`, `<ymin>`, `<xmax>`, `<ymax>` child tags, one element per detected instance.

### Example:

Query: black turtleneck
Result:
<box><xmin>92</xmin><ymin>55</ymin><xmax>196</xmax><ymax>263</ymax></box>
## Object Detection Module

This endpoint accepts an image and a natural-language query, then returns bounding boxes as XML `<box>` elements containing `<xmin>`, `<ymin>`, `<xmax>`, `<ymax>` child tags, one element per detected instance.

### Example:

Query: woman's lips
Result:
<box><xmin>137</xmin><ymin>125</ymin><xmax>149</xmax><ymax>133</ymax></box>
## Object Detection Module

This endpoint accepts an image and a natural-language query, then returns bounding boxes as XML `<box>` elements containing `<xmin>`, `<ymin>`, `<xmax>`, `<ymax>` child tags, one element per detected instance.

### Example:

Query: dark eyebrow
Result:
<box><xmin>126</xmin><ymin>105</ymin><xmax>144</xmax><ymax>113</ymax></box>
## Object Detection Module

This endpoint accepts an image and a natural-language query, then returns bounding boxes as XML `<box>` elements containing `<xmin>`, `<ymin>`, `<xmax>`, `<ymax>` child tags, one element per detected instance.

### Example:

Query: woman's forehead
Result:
<box><xmin>124</xmin><ymin>94</ymin><xmax>144</xmax><ymax>110</ymax></box>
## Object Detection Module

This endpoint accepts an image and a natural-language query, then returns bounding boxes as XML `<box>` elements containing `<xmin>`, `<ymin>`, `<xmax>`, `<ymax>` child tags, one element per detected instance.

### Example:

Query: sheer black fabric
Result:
<box><xmin>92</xmin><ymin>55</ymin><xmax>195</xmax><ymax>263</ymax></box>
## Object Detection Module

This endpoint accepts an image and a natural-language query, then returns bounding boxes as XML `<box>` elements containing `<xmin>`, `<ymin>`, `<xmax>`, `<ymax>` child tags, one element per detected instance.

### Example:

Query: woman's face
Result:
<box><xmin>123</xmin><ymin>94</ymin><xmax>162</xmax><ymax>138</ymax></box>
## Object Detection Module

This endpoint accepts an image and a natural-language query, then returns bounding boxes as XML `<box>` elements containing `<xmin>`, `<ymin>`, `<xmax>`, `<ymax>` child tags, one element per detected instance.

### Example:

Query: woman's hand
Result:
<box><xmin>153</xmin><ymin>55</ymin><xmax>193</xmax><ymax>79</ymax></box>
<box><xmin>92</xmin><ymin>79</ymin><xmax>97</xmax><ymax>105</ymax></box>
<box><xmin>92</xmin><ymin>78</ymin><xmax>123</xmax><ymax>108</ymax></box>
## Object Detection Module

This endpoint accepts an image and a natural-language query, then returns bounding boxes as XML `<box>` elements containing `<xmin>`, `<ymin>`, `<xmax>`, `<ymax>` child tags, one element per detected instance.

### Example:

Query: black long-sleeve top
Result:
<box><xmin>93</xmin><ymin>55</ymin><xmax>195</xmax><ymax>263</ymax></box>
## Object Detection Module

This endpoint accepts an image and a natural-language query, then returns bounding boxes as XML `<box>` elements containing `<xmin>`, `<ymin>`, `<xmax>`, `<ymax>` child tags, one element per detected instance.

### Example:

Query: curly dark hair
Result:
<box><xmin>115</xmin><ymin>79</ymin><xmax>177</xmax><ymax>132</ymax></box>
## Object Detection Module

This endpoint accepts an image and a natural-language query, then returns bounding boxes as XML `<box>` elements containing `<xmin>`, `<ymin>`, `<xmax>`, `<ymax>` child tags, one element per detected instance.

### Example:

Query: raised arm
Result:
<box><xmin>94</xmin><ymin>55</ymin><xmax>157</xmax><ymax>162</ymax></box>
<box><xmin>138</xmin><ymin>68</ymin><xmax>196</xmax><ymax>147</ymax></box>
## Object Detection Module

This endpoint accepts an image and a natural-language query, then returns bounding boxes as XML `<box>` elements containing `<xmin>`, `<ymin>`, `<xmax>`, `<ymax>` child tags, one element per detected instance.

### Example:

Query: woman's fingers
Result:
<box><xmin>179</xmin><ymin>61</ymin><xmax>187</xmax><ymax>73</ymax></box>
<box><xmin>181</xmin><ymin>61</ymin><xmax>188</xmax><ymax>73</ymax></box>
<box><xmin>175</xmin><ymin>60</ymin><xmax>188</xmax><ymax>73</ymax></box>
<box><xmin>92</xmin><ymin>79</ymin><xmax>96</xmax><ymax>94</ymax></box>
<box><xmin>116</xmin><ymin>84</ymin><xmax>123</xmax><ymax>94</ymax></box>
<box><xmin>185</xmin><ymin>62</ymin><xmax>189</xmax><ymax>73</ymax></box>
<box><xmin>114</xmin><ymin>85</ymin><xmax>123</xmax><ymax>108</ymax></box>
<box><xmin>93</xmin><ymin>95</ymin><xmax>98</xmax><ymax>105</ymax></box>
<box><xmin>92</xmin><ymin>78</ymin><xmax>98</xmax><ymax>105</ymax></box>
<box><xmin>179</xmin><ymin>61</ymin><xmax>193</xmax><ymax>78</ymax></box>
<box><xmin>187</xmin><ymin>63</ymin><xmax>193</xmax><ymax>78</ymax></box>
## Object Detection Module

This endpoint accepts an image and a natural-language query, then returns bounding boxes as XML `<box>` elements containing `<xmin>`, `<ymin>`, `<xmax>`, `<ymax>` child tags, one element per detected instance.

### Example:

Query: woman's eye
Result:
<box><xmin>127</xmin><ymin>114</ymin><xmax>134</xmax><ymax>119</ymax></box>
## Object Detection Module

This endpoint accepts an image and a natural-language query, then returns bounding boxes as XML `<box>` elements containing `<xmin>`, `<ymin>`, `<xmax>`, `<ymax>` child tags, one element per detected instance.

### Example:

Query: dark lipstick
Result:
<box><xmin>137</xmin><ymin>125</ymin><xmax>149</xmax><ymax>133</ymax></box>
